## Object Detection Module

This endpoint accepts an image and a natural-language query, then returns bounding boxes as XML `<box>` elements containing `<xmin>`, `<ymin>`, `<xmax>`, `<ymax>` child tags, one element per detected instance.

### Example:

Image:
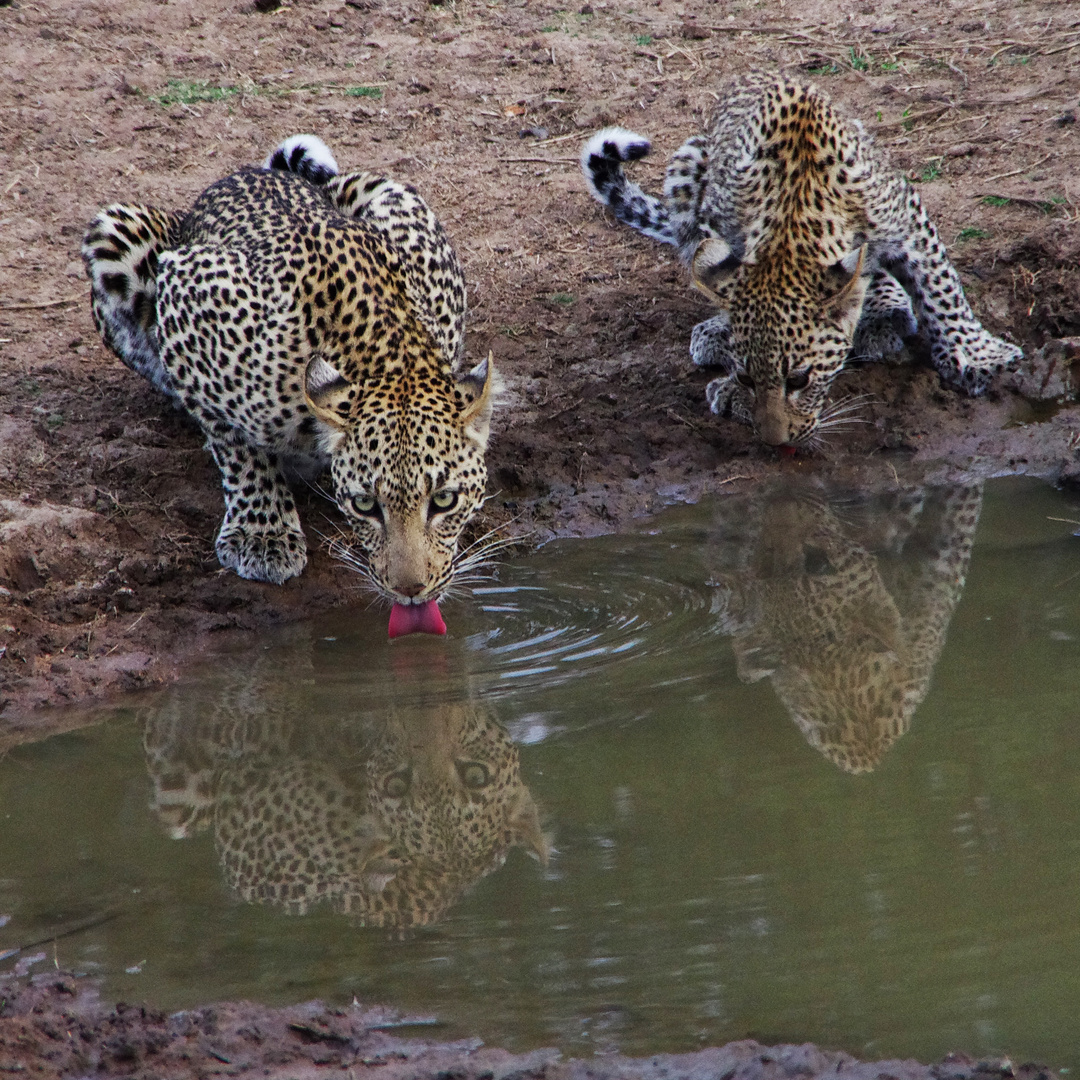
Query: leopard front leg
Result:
<box><xmin>207</xmin><ymin>436</ymin><xmax>308</xmax><ymax>585</ymax></box>
<box><xmin>691</xmin><ymin>313</ymin><xmax>739</xmax><ymax>369</ymax></box>
<box><xmin>879</xmin><ymin>184</ymin><xmax>1022</xmax><ymax>393</ymax></box>
<box><xmin>705</xmin><ymin>373</ymin><xmax>753</xmax><ymax>427</ymax></box>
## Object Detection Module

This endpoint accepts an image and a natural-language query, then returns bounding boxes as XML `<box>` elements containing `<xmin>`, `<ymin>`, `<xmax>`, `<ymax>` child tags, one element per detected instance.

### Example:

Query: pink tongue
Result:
<box><xmin>388</xmin><ymin>600</ymin><xmax>447</xmax><ymax>639</ymax></box>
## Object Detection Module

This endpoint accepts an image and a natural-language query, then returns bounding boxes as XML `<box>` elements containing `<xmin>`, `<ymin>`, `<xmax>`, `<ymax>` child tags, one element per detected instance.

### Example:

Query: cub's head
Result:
<box><xmin>303</xmin><ymin>350</ymin><xmax>496</xmax><ymax>607</ymax></box>
<box><xmin>692</xmin><ymin>237</ymin><xmax>871</xmax><ymax>449</ymax></box>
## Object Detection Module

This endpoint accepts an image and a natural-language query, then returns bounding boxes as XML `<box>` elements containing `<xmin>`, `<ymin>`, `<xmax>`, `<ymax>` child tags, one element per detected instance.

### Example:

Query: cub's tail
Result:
<box><xmin>580</xmin><ymin>127</ymin><xmax>675</xmax><ymax>246</ymax></box>
<box><xmin>82</xmin><ymin>203</ymin><xmax>182</xmax><ymax>400</ymax></box>
<box><xmin>263</xmin><ymin>134</ymin><xmax>339</xmax><ymax>185</ymax></box>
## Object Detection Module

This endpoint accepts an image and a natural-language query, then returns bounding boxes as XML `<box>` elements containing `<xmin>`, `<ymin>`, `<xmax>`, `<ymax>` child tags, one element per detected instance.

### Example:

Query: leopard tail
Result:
<box><xmin>580</xmin><ymin>127</ymin><xmax>677</xmax><ymax>245</ymax></box>
<box><xmin>263</xmin><ymin>134</ymin><xmax>339</xmax><ymax>185</ymax></box>
<box><xmin>82</xmin><ymin>203</ymin><xmax>182</xmax><ymax>400</ymax></box>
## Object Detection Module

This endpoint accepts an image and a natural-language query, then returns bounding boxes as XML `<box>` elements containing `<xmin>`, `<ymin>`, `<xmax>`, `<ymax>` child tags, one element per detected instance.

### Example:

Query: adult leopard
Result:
<box><xmin>581</xmin><ymin>73</ymin><xmax>1021</xmax><ymax>450</ymax></box>
<box><xmin>84</xmin><ymin>136</ymin><xmax>494</xmax><ymax>634</ymax></box>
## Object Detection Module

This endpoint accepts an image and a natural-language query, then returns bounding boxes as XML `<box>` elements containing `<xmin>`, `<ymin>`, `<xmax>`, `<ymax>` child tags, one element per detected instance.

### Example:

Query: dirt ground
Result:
<box><xmin>0</xmin><ymin>969</ymin><xmax>1064</xmax><ymax>1080</ymax></box>
<box><xmin>2</xmin><ymin>0</ymin><xmax>1079</xmax><ymax>726</ymax></box>
<box><xmin>1</xmin><ymin>0</ymin><xmax>1079</xmax><ymax>1070</ymax></box>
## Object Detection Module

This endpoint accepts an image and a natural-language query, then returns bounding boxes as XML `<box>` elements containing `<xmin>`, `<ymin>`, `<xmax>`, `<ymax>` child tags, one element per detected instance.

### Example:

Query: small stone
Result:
<box><xmin>1006</xmin><ymin>338</ymin><xmax>1080</xmax><ymax>401</ymax></box>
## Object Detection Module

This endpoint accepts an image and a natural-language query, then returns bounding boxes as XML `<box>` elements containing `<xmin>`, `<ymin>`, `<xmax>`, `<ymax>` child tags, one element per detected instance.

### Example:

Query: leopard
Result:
<box><xmin>83</xmin><ymin>135</ymin><xmax>496</xmax><ymax>608</ymax></box>
<box><xmin>143</xmin><ymin>645</ymin><xmax>549</xmax><ymax>929</ymax></box>
<box><xmin>581</xmin><ymin>72</ymin><xmax>1021</xmax><ymax>450</ymax></box>
<box><xmin>707</xmin><ymin>481</ymin><xmax>982</xmax><ymax>773</ymax></box>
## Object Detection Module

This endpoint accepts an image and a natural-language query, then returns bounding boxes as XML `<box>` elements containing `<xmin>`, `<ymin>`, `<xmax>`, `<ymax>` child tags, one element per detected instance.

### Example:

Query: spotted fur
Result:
<box><xmin>710</xmin><ymin>483</ymin><xmax>981</xmax><ymax>773</ymax></box>
<box><xmin>143</xmin><ymin>663</ymin><xmax>549</xmax><ymax>928</ymax></box>
<box><xmin>582</xmin><ymin>73</ymin><xmax>1021</xmax><ymax>448</ymax></box>
<box><xmin>83</xmin><ymin>136</ymin><xmax>495</xmax><ymax>598</ymax></box>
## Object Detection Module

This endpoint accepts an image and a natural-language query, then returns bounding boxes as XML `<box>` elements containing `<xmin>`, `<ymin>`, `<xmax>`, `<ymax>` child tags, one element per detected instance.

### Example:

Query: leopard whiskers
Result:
<box><xmin>451</xmin><ymin>533</ymin><xmax>523</xmax><ymax>576</ymax></box>
<box><xmin>317</xmin><ymin>528</ymin><xmax>382</xmax><ymax>595</ymax></box>
<box><xmin>814</xmin><ymin>394</ymin><xmax>875</xmax><ymax>435</ymax></box>
<box><xmin>302</xmin><ymin>476</ymin><xmax>337</xmax><ymax>505</ymax></box>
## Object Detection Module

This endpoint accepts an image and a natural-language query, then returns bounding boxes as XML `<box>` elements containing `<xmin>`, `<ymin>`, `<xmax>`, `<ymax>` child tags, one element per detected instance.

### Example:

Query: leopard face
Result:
<box><xmin>692</xmin><ymin>232</ymin><xmax>870</xmax><ymax>450</ymax></box>
<box><xmin>305</xmin><ymin>352</ymin><xmax>495</xmax><ymax>604</ymax></box>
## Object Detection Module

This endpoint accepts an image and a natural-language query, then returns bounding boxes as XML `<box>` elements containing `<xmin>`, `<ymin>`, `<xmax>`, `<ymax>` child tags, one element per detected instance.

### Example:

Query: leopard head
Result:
<box><xmin>303</xmin><ymin>348</ymin><xmax>496</xmax><ymax>605</ymax></box>
<box><xmin>692</xmin><ymin>237</ymin><xmax>870</xmax><ymax>448</ymax></box>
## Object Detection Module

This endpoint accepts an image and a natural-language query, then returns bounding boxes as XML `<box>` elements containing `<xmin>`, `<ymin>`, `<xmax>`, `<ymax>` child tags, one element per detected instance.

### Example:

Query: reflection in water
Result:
<box><xmin>143</xmin><ymin>648</ymin><xmax>549</xmax><ymax>928</ymax></box>
<box><xmin>708</xmin><ymin>482</ymin><xmax>982</xmax><ymax>773</ymax></box>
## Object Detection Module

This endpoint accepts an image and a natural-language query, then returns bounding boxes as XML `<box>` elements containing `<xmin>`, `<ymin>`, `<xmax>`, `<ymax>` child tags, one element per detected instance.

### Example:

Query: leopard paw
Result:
<box><xmin>215</xmin><ymin>524</ymin><xmax>308</xmax><ymax>584</ymax></box>
<box><xmin>932</xmin><ymin>330</ymin><xmax>1022</xmax><ymax>396</ymax></box>
<box><xmin>690</xmin><ymin>314</ymin><xmax>738</xmax><ymax>369</ymax></box>
<box><xmin>705</xmin><ymin>374</ymin><xmax>753</xmax><ymax>425</ymax></box>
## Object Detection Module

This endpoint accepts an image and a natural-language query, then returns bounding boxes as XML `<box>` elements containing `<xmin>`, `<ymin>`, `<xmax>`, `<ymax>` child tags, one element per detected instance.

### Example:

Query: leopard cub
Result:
<box><xmin>582</xmin><ymin>72</ymin><xmax>1021</xmax><ymax>449</ymax></box>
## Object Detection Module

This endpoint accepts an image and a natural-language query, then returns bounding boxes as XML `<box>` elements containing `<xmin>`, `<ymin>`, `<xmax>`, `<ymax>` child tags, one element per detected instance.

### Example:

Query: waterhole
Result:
<box><xmin>3</xmin><ymin>475</ymin><xmax>1080</xmax><ymax>1067</ymax></box>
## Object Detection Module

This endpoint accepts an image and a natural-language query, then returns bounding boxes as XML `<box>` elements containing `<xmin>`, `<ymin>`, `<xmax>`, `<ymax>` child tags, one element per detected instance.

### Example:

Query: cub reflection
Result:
<box><xmin>143</xmin><ymin>656</ymin><xmax>548</xmax><ymax>928</ymax></box>
<box><xmin>710</xmin><ymin>483</ymin><xmax>981</xmax><ymax>773</ymax></box>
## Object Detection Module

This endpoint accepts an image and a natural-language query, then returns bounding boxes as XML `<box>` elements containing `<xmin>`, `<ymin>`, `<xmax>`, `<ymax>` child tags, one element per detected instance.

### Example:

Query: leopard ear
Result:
<box><xmin>510</xmin><ymin>788</ymin><xmax>552</xmax><ymax>867</ymax></box>
<box><xmin>821</xmin><ymin>243</ymin><xmax>870</xmax><ymax>334</ymax></box>
<box><xmin>304</xmin><ymin>356</ymin><xmax>353</xmax><ymax>450</ymax></box>
<box><xmin>457</xmin><ymin>352</ymin><xmax>498</xmax><ymax>449</ymax></box>
<box><xmin>692</xmin><ymin>237</ymin><xmax>741</xmax><ymax>301</ymax></box>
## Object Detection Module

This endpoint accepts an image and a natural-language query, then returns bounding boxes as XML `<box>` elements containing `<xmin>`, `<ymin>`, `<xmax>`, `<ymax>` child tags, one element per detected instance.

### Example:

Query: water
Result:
<box><xmin>3</xmin><ymin>475</ymin><xmax>1080</xmax><ymax>1067</ymax></box>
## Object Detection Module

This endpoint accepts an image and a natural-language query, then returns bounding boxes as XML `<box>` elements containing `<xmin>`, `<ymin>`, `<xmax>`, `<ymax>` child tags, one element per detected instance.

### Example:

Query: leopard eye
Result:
<box><xmin>786</xmin><ymin>371</ymin><xmax>810</xmax><ymax>392</ymax></box>
<box><xmin>430</xmin><ymin>489</ymin><xmax>459</xmax><ymax>514</ymax></box>
<box><xmin>735</xmin><ymin>371</ymin><xmax>756</xmax><ymax>390</ymax></box>
<box><xmin>349</xmin><ymin>493</ymin><xmax>379</xmax><ymax>518</ymax></box>
<box><xmin>456</xmin><ymin>761</ymin><xmax>491</xmax><ymax>789</ymax></box>
<box><xmin>382</xmin><ymin>768</ymin><xmax>411</xmax><ymax>799</ymax></box>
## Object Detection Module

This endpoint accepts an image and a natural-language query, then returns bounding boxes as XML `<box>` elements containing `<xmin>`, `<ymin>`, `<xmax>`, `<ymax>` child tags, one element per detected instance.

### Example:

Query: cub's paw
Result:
<box><xmin>933</xmin><ymin>330</ymin><xmax>1023</xmax><ymax>396</ymax></box>
<box><xmin>215</xmin><ymin>524</ymin><xmax>308</xmax><ymax>584</ymax></box>
<box><xmin>851</xmin><ymin>322</ymin><xmax>909</xmax><ymax>364</ymax></box>
<box><xmin>705</xmin><ymin>374</ymin><xmax>753</xmax><ymax>426</ymax></box>
<box><xmin>690</xmin><ymin>314</ymin><xmax>738</xmax><ymax>369</ymax></box>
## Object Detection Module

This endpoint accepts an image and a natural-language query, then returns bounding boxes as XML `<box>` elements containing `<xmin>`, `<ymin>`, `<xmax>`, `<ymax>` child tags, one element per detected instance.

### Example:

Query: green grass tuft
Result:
<box><xmin>345</xmin><ymin>85</ymin><xmax>382</xmax><ymax>98</ymax></box>
<box><xmin>150</xmin><ymin>79</ymin><xmax>241</xmax><ymax>106</ymax></box>
<box><xmin>957</xmin><ymin>227</ymin><xmax>990</xmax><ymax>242</ymax></box>
<box><xmin>915</xmin><ymin>160</ymin><xmax>942</xmax><ymax>182</ymax></box>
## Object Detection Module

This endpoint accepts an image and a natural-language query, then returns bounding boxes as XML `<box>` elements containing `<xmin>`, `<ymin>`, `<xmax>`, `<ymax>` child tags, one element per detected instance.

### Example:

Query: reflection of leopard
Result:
<box><xmin>709</xmin><ymin>483</ymin><xmax>981</xmax><ymax>773</ymax></box>
<box><xmin>144</xmin><ymin>675</ymin><xmax>547</xmax><ymax>928</ymax></box>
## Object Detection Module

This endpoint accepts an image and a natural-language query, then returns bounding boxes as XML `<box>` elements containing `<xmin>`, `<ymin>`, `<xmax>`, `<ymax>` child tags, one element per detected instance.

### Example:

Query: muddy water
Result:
<box><xmin>3</xmin><ymin>476</ymin><xmax>1080</xmax><ymax>1068</ymax></box>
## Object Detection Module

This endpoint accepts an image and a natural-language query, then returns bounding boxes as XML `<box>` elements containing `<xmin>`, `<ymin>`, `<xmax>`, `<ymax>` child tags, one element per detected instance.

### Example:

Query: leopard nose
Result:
<box><xmin>395</xmin><ymin>581</ymin><xmax>425</xmax><ymax>598</ymax></box>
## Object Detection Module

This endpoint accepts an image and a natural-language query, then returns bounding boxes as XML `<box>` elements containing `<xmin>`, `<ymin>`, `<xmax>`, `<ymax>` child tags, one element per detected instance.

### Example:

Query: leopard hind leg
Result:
<box><xmin>82</xmin><ymin>204</ymin><xmax>182</xmax><ymax>401</ymax></box>
<box><xmin>663</xmin><ymin>135</ymin><xmax>711</xmax><ymax>255</ymax></box>
<box><xmin>876</xmin><ymin>183</ymin><xmax>1022</xmax><ymax>393</ymax></box>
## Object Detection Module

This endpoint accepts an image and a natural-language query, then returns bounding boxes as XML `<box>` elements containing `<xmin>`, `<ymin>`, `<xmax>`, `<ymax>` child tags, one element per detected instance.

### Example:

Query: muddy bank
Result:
<box><xmin>0</xmin><ymin>970</ymin><xmax>1060</xmax><ymax>1080</ymax></box>
<box><xmin>1</xmin><ymin>0</ymin><xmax>1079</xmax><ymax>724</ymax></box>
